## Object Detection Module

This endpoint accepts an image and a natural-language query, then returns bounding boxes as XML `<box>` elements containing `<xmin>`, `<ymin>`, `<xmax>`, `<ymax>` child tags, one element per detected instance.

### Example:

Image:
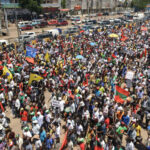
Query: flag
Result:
<box><xmin>28</xmin><ymin>73</ymin><xmax>43</xmax><ymax>85</ymax></box>
<box><xmin>26</xmin><ymin>46</ymin><xmax>37</xmax><ymax>58</ymax></box>
<box><xmin>59</xmin><ymin>131</ymin><xmax>68</xmax><ymax>150</ymax></box>
<box><xmin>145</xmin><ymin>48</ymin><xmax>147</xmax><ymax>57</ymax></box>
<box><xmin>44</xmin><ymin>52</ymin><xmax>50</xmax><ymax>62</ymax></box>
<box><xmin>25</xmin><ymin>57</ymin><xmax>34</xmax><ymax>64</ymax></box>
<box><xmin>114</xmin><ymin>85</ymin><xmax>130</xmax><ymax>104</ymax></box>
<box><xmin>0</xmin><ymin>102</ymin><xmax>4</xmax><ymax>112</ymax></box>
<box><xmin>3</xmin><ymin>66</ymin><xmax>13</xmax><ymax>81</ymax></box>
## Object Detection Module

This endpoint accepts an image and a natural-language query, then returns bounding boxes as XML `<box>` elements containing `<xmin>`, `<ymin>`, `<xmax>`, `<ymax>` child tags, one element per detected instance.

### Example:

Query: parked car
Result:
<box><xmin>103</xmin><ymin>12</ymin><xmax>109</xmax><ymax>16</ymax></box>
<box><xmin>71</xmin><ymin>16</ymin><xmax>80</xmax><ymax>21</ymax></box>
<box><xmin>72</xmin><ymin>20</ymin><xmax>81</xmax><ymax>25</ymax></box>
<box><xmin>24</xmin><ymin>32</ymin><xmax>36</xmax><ymax>38</ymax></box>
<box><xmin>36</xmin><ymin>33</ymin><xmax>52</xmax><ymax>41</ymax></box>
<box><xmin>56</xmin><ymin>20</ymin><xmax>68</xmax><ymax>26</ymax></box>
<box><xmin>48</xmin><ymin>19</ymin><xmax>58</xmax><ymax>26</ymax></box>
<box><xmin>21</xmin><ymin>25</ymin><xmax>33</xmax><ymax>31</ymax></box>
<box><xmin>18</xmin><ymin>21</ymin><xmax>32</xmax><ymax>29</ymax></box>
<box><xmin>35</xmin><ymin>21</ymin><xmax>48</xmax><ymax>28</ymax></box>
<box><xmin>0</xmin><ymin>40</ymin><xmax>9</xmax><ymax>46</ymax></box>
<box><xmin>18</xmin><ymin>35</ymin><xmax>33</xmax><ymax>42</ymax></box>
<box><xmin>32</xmin><ymin>19</ymin><xmax>42</xmax><ymax>26</ymax></box>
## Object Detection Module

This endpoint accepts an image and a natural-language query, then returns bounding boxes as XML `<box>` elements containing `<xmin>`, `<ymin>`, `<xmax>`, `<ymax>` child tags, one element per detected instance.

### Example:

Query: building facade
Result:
<box><xmin>66</xmin><ymin>0</ymin><xmax>118</xmax><ymax>13</ymax></box>
<box><xmin>41</xmin><ymin>0</ymin><xmax>61</xmax><ymax>12</ymax></box>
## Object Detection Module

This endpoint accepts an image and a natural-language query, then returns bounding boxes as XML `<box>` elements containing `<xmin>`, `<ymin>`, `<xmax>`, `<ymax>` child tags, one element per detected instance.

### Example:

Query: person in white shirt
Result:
<box><xmin>8</xmin><ymin>89</ymin><xmax>13</xmax><ymax>105</ymax></box>
<box><xmin>125</xmin><ymin>138</ymin><xmax>134</xmax><ymax>150</ymax></box>
<box><xmin>37</xmin><ymin>112</ymin><xmax>44</xmax><ymax>127</ymax></box>
<box><xmin>59</xmin><ymin>100</ymin><xmax>65</xmax><ymax>112</ymax></box>
<box><xmin>23</xmin><ymin>127</ymin><xmax>32</xmax><ymax>138</ymax></box>
<box><xmin>32</xmin><ymin>120</ymin><xmax>40</xmax><ymax>135</ymax></box>
<box><xmin>76</xmin><ymin>123</ymin><xmax>83</xmax><ymax>136</ymax></box>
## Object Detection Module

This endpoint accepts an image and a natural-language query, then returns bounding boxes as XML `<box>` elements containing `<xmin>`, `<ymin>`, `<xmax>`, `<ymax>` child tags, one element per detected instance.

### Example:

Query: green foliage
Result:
<box><xmin>131</xmin><ymin>0</ymin><xmax>150</xmax><ymax>10</ymax></box>
<box><xmin>19</xmin><ymin>0</ymin><xmax>43</xmax><ymax>14</ymax></box>
<box><xmin>61</xmin><ymin>0</ymin><xmax>66</xmax><ymax>9</ymax></box>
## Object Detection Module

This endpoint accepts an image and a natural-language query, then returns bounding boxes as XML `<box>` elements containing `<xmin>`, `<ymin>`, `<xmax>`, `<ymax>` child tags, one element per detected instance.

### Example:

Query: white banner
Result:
<box><xmin>125</xmin><ymin>70</ymin><xmax>134</xmax><ymax>80</ymax></box>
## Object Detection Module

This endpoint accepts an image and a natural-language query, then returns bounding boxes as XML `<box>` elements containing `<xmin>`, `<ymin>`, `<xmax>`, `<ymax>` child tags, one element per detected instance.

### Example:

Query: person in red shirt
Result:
<box><xmin>20</xmin><ymin>108</ymin><xmax>28</xmax><ymax>126</ymax></box>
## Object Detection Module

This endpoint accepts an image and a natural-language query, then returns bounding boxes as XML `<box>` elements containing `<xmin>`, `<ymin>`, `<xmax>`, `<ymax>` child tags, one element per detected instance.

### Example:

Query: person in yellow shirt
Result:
<box><xmin>133</xmin><ymin>122</ymin><xmax>141</xmax><ymax>137</ymax></box>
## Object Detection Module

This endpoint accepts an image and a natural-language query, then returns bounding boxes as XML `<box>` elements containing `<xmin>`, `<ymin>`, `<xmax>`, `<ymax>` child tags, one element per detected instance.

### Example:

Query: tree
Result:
<box><xmin>19</xmin><ymin>0</ymin><xmax>43</xmax><ymax>14</ymax></box>
<box><xmin>131</xmin><ymin>0</ymin><xmax>150</xmax><ymax>10</ymax></box>
<box><xmin>61</xmin><ymin>0</ymin><xmax>66</xmax><ymax>9</ymax></box>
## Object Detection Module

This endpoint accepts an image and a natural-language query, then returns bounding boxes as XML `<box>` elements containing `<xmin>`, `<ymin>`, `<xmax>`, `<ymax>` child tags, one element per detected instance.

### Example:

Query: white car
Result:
<box><xmin>24</xmin><ymin>32</ymin><xmax>36</xmax><ymax>38</ymax></box>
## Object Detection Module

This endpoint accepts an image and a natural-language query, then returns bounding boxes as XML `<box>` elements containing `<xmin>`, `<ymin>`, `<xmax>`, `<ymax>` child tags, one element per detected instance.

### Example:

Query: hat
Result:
<box><xmin>30</xmin><ymin>112</ymin><xmax>35</xmax><ymax>115</ymax></box>
<box><xmin>24</xmin><ymin>126</ymin><xmax>29</xmax><ymax>131</ymax></box>
<box><xmin>20</xmin><ymin>108</ymin><xmax>24</xmax><ymax>111</ymax></box>
<box><xmin>37</xmin><ymin>112</ymin><xmax>41</xmax><ymax>115</ymax></box>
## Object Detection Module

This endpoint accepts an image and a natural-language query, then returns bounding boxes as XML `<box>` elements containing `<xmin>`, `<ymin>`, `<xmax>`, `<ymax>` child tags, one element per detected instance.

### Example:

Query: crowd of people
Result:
<box><xmin>0</xmin><ymin>16</ymin><xmax>149</xmax><ymax>150</ymax></box>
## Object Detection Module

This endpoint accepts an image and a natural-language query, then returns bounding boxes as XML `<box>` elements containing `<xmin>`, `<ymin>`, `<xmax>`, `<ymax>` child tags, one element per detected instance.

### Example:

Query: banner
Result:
<box><xmin>125</xmin><ymin>70</ymin><xmax>134</xmax><ymax>80</ymax></box>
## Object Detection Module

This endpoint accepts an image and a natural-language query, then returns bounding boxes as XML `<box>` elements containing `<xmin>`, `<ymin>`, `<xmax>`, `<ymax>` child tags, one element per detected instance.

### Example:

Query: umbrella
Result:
<box><xmin>76</xmin><ymin>55</ymin><xmax>84</xmax><ymax>59</ymax></box>
<box><xmin>108</xmin><ymin>33</ymin><xmax>119</xmax><ymax>38</ymax></box>
<box><xmin>90</xmin><ymin>42</ymin><xmax>96</xmax><ymax>46</ymax></box>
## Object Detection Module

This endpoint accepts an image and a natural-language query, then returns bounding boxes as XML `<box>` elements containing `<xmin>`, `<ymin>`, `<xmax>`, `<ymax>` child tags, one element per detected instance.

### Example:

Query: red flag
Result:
<box><xmin>140</xmin><ymin>48</ymin><xmax>147</xmax><ymax>58</ymax></box>
<box><xmin>59</xmin><ymin>131</ymin><xmax>68</xmax><ymax>150</ymax></box>
<box><xmin>0</xmin><ymin>102</ymin><xmax>4</xmax><ymax>112</ymax></box>
<box><xmin>145</xmin><ymin>48</ymin><xmax>147</xmax><ymax>57</ymax></box>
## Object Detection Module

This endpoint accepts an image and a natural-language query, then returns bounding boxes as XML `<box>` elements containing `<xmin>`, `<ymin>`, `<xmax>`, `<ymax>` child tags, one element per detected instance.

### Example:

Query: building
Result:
<box><xmin>41</xmin><ymin>0</ymin><xmax>61</xmax><ymax>13</ymax></box>
<box><xmin>66</xmin><ymin>0</ymin><xmax>118</xmax><ymax>14</ymax></box>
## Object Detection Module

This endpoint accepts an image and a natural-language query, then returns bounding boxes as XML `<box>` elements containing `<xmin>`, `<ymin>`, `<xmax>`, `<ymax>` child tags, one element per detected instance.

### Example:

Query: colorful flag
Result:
<box><xmin>94</xmin><ymin>135</ymin><xmax>104</xmax><ymax>150</ymax></box>
<box><xmin>3</xmin><ymin>66</ymin><xmax>13</xmax><ymax>81</ymax></box>
<box><xmin>25</xmin><ymin>57</ymin><xmax>34</xmax><ymax>64</ymax></box>
<box><xmin>59</xmin><ymin>131</ymin><xmax>68</xmax><ymax>150</ymax></box>
<box><xmin>28</xmin><ymin>73</ymin><xmax>43</xmax><ymax>85</ymax></box>
<box><xmin>114</xmin><ymin>85</ymin><xmax>130</xmax><ymax>104</ymax></box>
<box><xmin>26</xmin><ymin>46</ymin><xmax>37</xmax><ymax>58</ymax></box>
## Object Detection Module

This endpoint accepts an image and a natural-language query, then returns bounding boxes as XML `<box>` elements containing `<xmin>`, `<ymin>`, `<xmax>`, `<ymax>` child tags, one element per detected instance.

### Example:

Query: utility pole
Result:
<box><xmin>4</xmin><ymin>8</ymin><xmax>9</xmax><ymax>36</ymax></box>
<box><xmin>0</xmin><ymin>3</ymin><xmax>3</xmax><ymax>37</ymax></box>
<box><xmin>87</xmin><ymin>0</ymin><xmax>90</xmax><ymax>19</ymax></box>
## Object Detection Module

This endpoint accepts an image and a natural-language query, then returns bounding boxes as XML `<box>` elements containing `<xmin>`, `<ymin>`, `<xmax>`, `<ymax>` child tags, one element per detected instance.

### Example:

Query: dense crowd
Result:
<box><xmin>0</xmin><ymin>17</ymin><xmax>149</xmax><ymax>150</ymax></box>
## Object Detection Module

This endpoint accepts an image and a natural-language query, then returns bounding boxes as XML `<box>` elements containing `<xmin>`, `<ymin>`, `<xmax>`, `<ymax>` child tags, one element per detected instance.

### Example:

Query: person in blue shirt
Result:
<box><xmin>46</xmin><ymin>134</ymin><xmax>54</xmax><ymax>150</ymax></box>
<box><xmin>40</xmin><ymin>127</ymin><xmax>46</xmax><ymax>143</ymax></box>
<box><xmin>121</xmin><ymin>112</ymin><xmax>130</xmax><ymax>126</ymax></box>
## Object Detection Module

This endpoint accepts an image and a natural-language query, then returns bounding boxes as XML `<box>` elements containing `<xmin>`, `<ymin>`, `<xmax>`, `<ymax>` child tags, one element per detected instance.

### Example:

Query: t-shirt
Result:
<box><xmin>133</xmin><ymin>124</ymin><xmax>141</xmax><ymax>136</ymax></box>
<box><xmin>20</xmin><ymin>111</ymin><xmax>28</xmax><ymax>121</ymax></box>
<box><xmin>116</xmin><ymin>126</ymin><xmax>127</xmax><ymax>135</ymax></box>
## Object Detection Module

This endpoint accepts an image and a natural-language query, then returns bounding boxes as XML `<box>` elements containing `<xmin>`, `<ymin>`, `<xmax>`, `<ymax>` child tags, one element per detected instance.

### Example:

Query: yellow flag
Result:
<box><xmin>44</xmin><ymin>52</ymin><xmax>50</xmax><ymax>62</ymax></box>
<box><xmin>28</xmin><ymin>73</ymin><xmax>43</xmax><ymax>85</ymax></box>
<box><xmin>3</xmin><ymin>66</ymin><xmax>13</xmax><ymax>81</ymax></box>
